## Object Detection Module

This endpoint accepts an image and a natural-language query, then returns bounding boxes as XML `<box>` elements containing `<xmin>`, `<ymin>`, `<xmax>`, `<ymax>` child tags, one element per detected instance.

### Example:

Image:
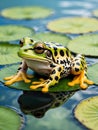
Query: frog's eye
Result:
<box><xmin>34</xmin><ymin>43</ymin><xmax>45</xmax><ymax>54</ymax></box>
<box><xmin>19</xmin><ymin>39</ymin><xmax>24</xmax><ymax>47</ymax></box>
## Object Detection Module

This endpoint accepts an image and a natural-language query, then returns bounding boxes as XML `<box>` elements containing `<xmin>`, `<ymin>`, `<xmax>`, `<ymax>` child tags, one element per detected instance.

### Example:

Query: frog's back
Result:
<box><xmin>45</xmin><ymin>41</ymin><xmax>72</xmax><ymax>77</ymax></box>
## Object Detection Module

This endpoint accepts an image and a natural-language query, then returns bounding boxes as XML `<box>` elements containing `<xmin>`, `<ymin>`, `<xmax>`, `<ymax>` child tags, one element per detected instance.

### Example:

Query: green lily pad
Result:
<box><xmin>1</xmin><ymin>6</ymin><xmax>53</xmax><ymax>20</ymax></box>
<box><xmin>0</xmin><ymin>106</ymin><xmax>23</xmax><ymax>130</ymax></box>
<box><xmin>0</xmin><ymin>25</ymin><xmax>34</xmax><ymax>42</ymax></box>
<box><xmin>47</xmin><ymin>17</ymin><xmax>98</xmax><ymax>34</ymax></box>
<box><xmin>32</xmin><ymin>32</ymin><xmax>70</xmax><ymax>46</ymax></box>
<box><xmin>74</xmin><ymin>96</ymin><xmax>98</xmax><ymax>130</ymax></box>
<box><xmin>67</xmin><ymin>34</ymin><xmax>98</xmax><ymax>57</ymax></box>
<box><xmin>0</xmin><ymin>43</ymin><xmax>20</xmax><ymax>65</ymax></box>
<box><xmin>88</xmin><ymin>63</ymin><xmax>98</xmax><ymax>85</ymax></box>
<box><xmin>0</xmin><ymin>64</ymin><xmax>80</xmax><ymax>92</ymax></box>
<box><xmin>92</xmin><ymin>9</ymin><xmax>98</xmax><ymax>17</ymax></box>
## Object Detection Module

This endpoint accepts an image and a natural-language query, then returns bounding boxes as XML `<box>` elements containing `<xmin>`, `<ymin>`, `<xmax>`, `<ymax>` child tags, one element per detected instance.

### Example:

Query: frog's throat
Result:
<box><xmin>24</xmin><ymin>58</ymin><xmax>52</xmax><ymax>76</ymax></box>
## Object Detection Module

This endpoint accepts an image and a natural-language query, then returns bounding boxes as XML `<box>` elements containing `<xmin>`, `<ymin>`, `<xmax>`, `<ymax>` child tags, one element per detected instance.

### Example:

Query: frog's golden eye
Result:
<box><xmin>19</xmin><ymin>39</ymin><xmax>24</xmax><ymax>47</ymax></box>
<box><xmin>34</xmin><ymin>42</ymin><xmax>45</xmax><ymax>54</ymax></box>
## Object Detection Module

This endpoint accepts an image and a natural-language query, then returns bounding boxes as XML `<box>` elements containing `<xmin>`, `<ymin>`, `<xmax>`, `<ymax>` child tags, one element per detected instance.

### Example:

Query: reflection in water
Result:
<box><xmin>18</xmin><ymin>91</ymin><xmax>75</xmax><ymax>118</ymax></box>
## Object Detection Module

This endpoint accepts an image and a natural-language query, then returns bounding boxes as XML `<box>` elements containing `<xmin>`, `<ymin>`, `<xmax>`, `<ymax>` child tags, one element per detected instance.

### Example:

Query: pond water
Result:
<box><xmin>0</xmin><ymin>0</ymin><xmax>98</xmax><ymax>130</ymax></box>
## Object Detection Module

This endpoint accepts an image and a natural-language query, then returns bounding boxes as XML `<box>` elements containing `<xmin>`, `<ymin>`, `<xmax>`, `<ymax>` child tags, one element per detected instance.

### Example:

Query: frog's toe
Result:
<box><xmin>68</xmin><ymin>82</ymin><xmax>75</xmax><ymax>86</ymax></box>
<box><xmin>30</xmin><ymin>85</ymin><xmax>38</xmax><ymax>89</ymax></box>
<box><xmin>30</xmin><ymin>84</ymin><xmax>49</xmax><ymax>93</ymax></box>
<box><xmin>24</xmin><ymin>79</ymin><xmax>31</xmax><ymax>83</ymax></box>
<box><xmin>68</xmin><ymin>76</ymin><xmax>79</xmax><ymax>87</ymax></box>
<box><xmin>5</xmin><ymin>80</ymin><xmax>14</xmax><ymax>85</ymax></box>
<box><xmin>84</xmin><ymin>78</ymin><xmax>94</xmax><ymax>85</ymax></box>
<box><xmin>4</xmin><ymin>72</ymin><xmax>32</xmax><ymax>85</ymax></box>
<box><xmin>5</xmin><ymin>76</ymin><xmax>20</xmax><ymax>85</ymax></box>
<box><xmin>30</xmin><ymin>81</ymin><xmax>49</xmax><ymax>93</ymax></box>
<box><xmin>42</xmin><ymin>87</ymin><xmax>48</xmax><ymax>93</ymax></box>
<box><xmin>5</xmin><ymin>76</ymin><xmax>21</xmax><ymax>85</ymax></box>
<box><xmin>32</xmin><ymin>78</ymin><xmax>45</xmax><ymax>85</ymax></box>
<box><xmin>4</xmin><ymin>76</ymin><xmax>14</xmax><ymax>80</ymax></box>
<box><xmin>80</xmin><ymin>83</ymin><xmax>87</xmax><ymax>89</ymax></box>
<box><xmin>32</xmin><ymin>81</ymin><xmax>42</xmax><ymax>85</ymax></box>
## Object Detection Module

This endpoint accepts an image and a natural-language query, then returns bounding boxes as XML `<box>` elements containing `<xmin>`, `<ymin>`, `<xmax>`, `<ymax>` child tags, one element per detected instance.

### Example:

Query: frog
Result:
<box><xmin>4</xmin><ymin>37</ymin><xmax>94</xmax><ymax>93</ymax></box>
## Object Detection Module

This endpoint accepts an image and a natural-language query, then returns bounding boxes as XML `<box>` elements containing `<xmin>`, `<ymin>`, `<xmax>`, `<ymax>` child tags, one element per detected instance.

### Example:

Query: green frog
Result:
<box><xmin>4</xmin><ymin>37</ymin><xmax>94</xmax><ymax>93</ymax></box>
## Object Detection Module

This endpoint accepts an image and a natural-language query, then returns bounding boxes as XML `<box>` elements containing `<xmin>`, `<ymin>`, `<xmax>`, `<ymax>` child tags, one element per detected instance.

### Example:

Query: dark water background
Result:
<box><xmin>0</xmin><ymin>0</ymin><xmax>98</xmax><ymax>130</ymax></box>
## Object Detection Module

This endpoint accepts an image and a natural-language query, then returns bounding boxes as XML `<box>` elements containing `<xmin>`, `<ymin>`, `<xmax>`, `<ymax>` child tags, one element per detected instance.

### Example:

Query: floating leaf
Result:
<box><xmin>92</xmin><ymin>9</ymin><xmax>98</xmax><ymax>17</ymax></box>
<box><xmin>47</xmin><ymin>17</ymin><xmax>98</xmax><ymax>34</ymax></box>
<box><xmin>88</xmin><ymin>63</ymin><xmax>98</xmax><ymax>85</ymax></box>
<box><xmin>0</xmin><ymin>25</ymin><xmax>34</xmax><ymax>42</ymax></box>
<box><xmin>0</xmin><ymin>43</ymin><xmax>20</xmax><ymax>65</ymax></box>
<box><xmin>67</xmin><ymin>34</ymin><xmax>98</xmax><ymax>57</ymax></box>
<box><xmin>74</xmin><ymin>96</ymin><xmax>98</xmax><ymax>130</ymax></box>
<box><xmin>32</xmin><ymin>32</ymin><xmax>70</xmax><ymax>46</ymax></box>
<box><xmin>0</xmin><ymin>106</ymin><xmax>23</xmax><ymax>130</ymax></box>
<box><xmin>0</xmin><ymin>64</ymin><xmax>80</xmax><ymax>92</ymax></box>
<box><xmin>1</xmin><ymin>6</ymin><xmax>53</xmax><ymax>20</ymax></box>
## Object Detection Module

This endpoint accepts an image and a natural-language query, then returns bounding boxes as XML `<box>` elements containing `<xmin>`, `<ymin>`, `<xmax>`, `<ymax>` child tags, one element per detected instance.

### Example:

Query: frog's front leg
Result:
<box><xmin>68</xmin><ymin>54</ymin><xmax>94</xmax><ymax>89</ymax></box>
<box><xmin>4</xmin><ymin>60</ymin><xmax>32</xmax><ymax>85</ymax></box>
<box><xmin>30</xmin><ymin>64</ymin><xmax>64</xmax><ymax>93</ymax></box>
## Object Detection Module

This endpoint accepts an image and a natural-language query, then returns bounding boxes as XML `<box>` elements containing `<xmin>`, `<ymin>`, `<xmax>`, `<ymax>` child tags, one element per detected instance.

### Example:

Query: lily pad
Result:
<box><xmin>92</xmin><ymin>9</ymin><xmax>98</xmax><ymax>17</ymax></box>
<box><xmin>0</xmin><ymin>25</ymin><xmax>34</xmax><ymax>42</ymax></box>
<box><xmin>0</xmin><ymin>64</ymin><xmax>80</xmax><ymax>92</ymax></box>
<box><xmin>47</xmin><ymin>17</ymin><xmax>98</xmax><ymax>34</ymax></box>
<box><xmin>1</xmin><ymin>6</ymin><xmax>53</xmax><ymax>20</ymax></box>
<box><xmin>67</xmin><ymin>34</ymin><xmax>98</xmax><ymax>57</ymax></box>
<box><xmin>0</xmin><ymin>106</ymin><xmax>23</xmax><ymax>130</ymax></box>
<box><xmin>74</xmin><ymin>96</ymin><xmax>98</xmax><ymax>130</ymax></box>
<box><xmin>88</xmin><ymin>63</ymin><xmax>98</xmax><ymax>85</ymax></box>
<box><xmin>32</xmin><ymin>32</ymin><xmax>70</xmax><ymax>46</ymax></box>
<box><xmin>0</xmin><ymin>43</ymin><xmax>20</xmax><ymax>65</ymax></box>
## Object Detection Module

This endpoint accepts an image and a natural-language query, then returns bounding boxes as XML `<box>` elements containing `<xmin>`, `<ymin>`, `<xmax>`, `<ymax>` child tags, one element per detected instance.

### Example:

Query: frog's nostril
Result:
<box><xmin>30</xmin><ymin>39</ymin><xmax>34</xmax><ymax>42</ymax></box>
<box><xmin>24</xmin><ymin>49</ymin><xmax>28</xmax><ymax>52</ymax></box>
<box><xmin>19</xmin><ymin>39</ymin><xmax>24</xmax><ymax>47</ymax></box>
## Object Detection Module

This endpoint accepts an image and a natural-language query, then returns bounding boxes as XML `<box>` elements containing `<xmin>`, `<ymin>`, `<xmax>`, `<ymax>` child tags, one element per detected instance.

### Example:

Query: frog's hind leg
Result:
<box><xmin>68</xmin><ymin>54</ymin><xmax>94</xmax><ymax>89</ymax></box>
<box><xmin>68</xmin><ymin>70</ymin><xmax>93</xmax><ymax>89</ymax></box>
<box><xmin>4</xmin><ymin>61</ymin><xmax>33</xmax><ymax>85</ymax></box>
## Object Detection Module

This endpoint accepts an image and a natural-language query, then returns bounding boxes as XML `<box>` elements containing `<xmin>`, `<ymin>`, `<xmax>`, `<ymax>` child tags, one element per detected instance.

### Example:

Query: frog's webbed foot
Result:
<box><xmin>68</xmin><ymin>70</ymin><xmax>94</xmax><ymax>89</ymax></box>
<box><xmin>30</xmin><ymin>64</ymin><xmax>63</xmax><ymax>93</ymax></box>
<box><xmin>4</xmin><ymin>71</ymin><xmax>33</xmax><ymax>85</ymax></box>
<box><xmin>30</xmin><ymin>78</ymin><xmax>49</xmax><ymax>93</ymax></box>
